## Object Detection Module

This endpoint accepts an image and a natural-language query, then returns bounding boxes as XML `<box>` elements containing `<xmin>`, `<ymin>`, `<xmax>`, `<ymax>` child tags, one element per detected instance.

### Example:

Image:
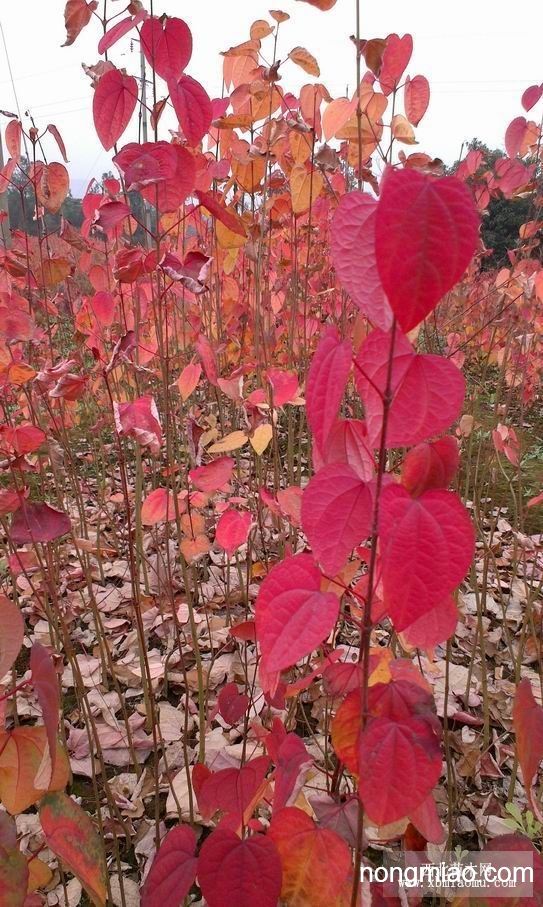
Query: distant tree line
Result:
<box><xmin>451</xmin><ymin>138</ymin><xmax>539</xmax><ymax>270</ymax></box>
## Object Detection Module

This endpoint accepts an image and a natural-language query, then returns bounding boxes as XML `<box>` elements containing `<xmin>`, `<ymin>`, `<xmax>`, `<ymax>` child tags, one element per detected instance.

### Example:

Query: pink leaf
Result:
<box><xmin>113</xmin><ymin>396</ymin><xmax>162</xmax><ymax>454</ymax></box>
<box><xmin>168</xmin><ymin>75</ymin><xmax>212</xmax><ymax>147</ymax></box>
<box><xmin>409</xmin><ymin>794</ymin><xmax>445</xmax><ymax>844</ymax></box>
<box><xmin>273</xmin><ymin>733</ymin><xmax>313</xmax><ymax>814</ymax></box>
<box><xmin>113</xmin><ymin>141</ymin><xmax>195</xmax><ymax>211</ymax></box>
<box><xmin>197</xmin><ymin>830</ymin><xmax>282</xmax><ymax>907</ymax></box>
<box><xmin>355</xmin><ymin>328</ymin><xmax>465</xmax><ymax>448</ymax></box>
<box><xmin>513</xmin><ymin>679</ymin><xmax>543</xmax><ymax>821</ymax></box>
<box><xmin>10</xmin><ymin>502</ymin><xmax>71</xmax><ymax>545</ymax></box>
<box><xmin>30</xmin><ymin>643</ymin><xmax>60</xmax><ymax>777</ymax></box>
<box><xmin>400</xmin><ymin>436</ymin><xmax>460</xmax><ymax>497</ymax></box>
<box><xmin>375</xmin><ymin>168</ymin><xmax>479</xmax><ymax>332</ymax></box>
<box><xmin>379</xmin><ymin>485</ymin><xmax>475</xmax><ymax>630</ymax></box>
<box><xmin>306</xmin><ymin>327</ymin><xmax>352</xmax><ymax>451</ymax></box>
<box><xmin>217</xmin><ymin>683</ymin><xmax>249</xmax><ymax>726</ymax></box>
<box><xmin>195</xmin><ymin>334</ymin><xmax>219</xmax><ymax>386</ymax></box>
<box><xmin>97</xmin><ymin>10</ymin><xmax>147</xmax><ymax>55</ymax></box>
<box><xmin>522</xmin><ymin>84</ymin><xmax>543</xmax><ymax>112</ymax></box>
<box><xmin>196</xmin><ymin>756</ymin><xmax>270</xmax><ymax>829</ymax></box>
<box><xmin>404</xmin><ymin>75</ymin><xmax>430</xmax><ymax>126</ymax></box>
<box><xmin>379</xmin><ymin>34</ymin><xmax>413</xmax><ymax>94</ymax></box>
<box><xmin>215</xmin><ymin>509</ymin><xmax>251</xmax><ymax>556</ymax></box>
<box><xmin>266</xmin><ymin>369</ymin><xmax>300</xmax><ymax>406</ymax></box>
<box><xmin>89</xmin><ymin>291</ymin><xmax>116</xmax><ymax>326</ymax></box>
<box><xmin>255</xmin><ymin>553</ymin><xmax>339</xmax><ymax>673</ymax></box>
<box><xmin>92</xmin><ymin>200</ymin><xmax>130</xmax><ymax>234</ymax></box>
<box><xmin>141</xmin><ymin>825</ymin><xmax>197</xmax><ymax>907</ymax></box>
<box><xmin>140</xmin><ymin>17</ymin><xmax>193</xmax><ymax>82</ymax></box>
<box><xmin>141</xmin><ymin>488</ymin><xmax>184</xmax><ymax>525</ymax></box>
<box><xmin>313</xmin><ymin>419</ymin><xmax>375</xmax><ymax>481</ymax></box>
<box><xmin>189</xmin><ymin>457</ymin><xmax>234</xmax><ymax>493</ymax></box>
<box><xmin>301</xmin><ymin>464</ymin><xmax>373</xmax><ymax>575</ymax></box>
<box><xmin>331</xmin><ymin>192</ymin><xmax>392</xmax><ymax>330</ymax></box>
<box><xmin>505</xmin><ymin>115</ymin><xmax>529</xmax><ymax>158</ymax></box>
<box><xmin>401</xmin><ymin>596</ymin><xmax>458</xmax><ymax>649</ymax></box>
<box><xmin>93</xmin><ymin>68</ymin><xmax>138</xmax><ymax>151</ymax></box>
<box><xmin>177</xmin><ymin>362</ymin><xmax>201</xmax><ymax>401</ymax></box>
<box><xmin>0</xmin><ymin>594</ymin><xmax>24</xmax><ymax>680</ymax></box>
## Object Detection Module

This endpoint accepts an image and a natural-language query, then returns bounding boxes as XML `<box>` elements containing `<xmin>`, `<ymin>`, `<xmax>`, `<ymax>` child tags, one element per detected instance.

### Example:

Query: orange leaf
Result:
<box><xmin>269</xmin><ymin>807</ymin><xmax>351</xmax><ymax>906</ymax></box>
<box><xmin>39</xmin><ymin>792</ymin><xmax>107</xmax><ymax>907</ymax></box>
<box><xmin>176</xmin><ymin>362</ymin><xmax>202</xmax><ymax>402</ymax></box>
<box><xmin>269</xmin><ymin>10</ymin><xmax>290</xmax><ymax>22</ymax></box>
<box><xmin>0</xmin><ymin>727</ymin><xmax>69</xmax><ymax>814</ymax></box>
<box><xmin>289</xmin><ymin>130</ymin><xmax>312</xmax><ymax>164</ymax></box>
<box><xmin>0</xmin><ymin>844</ymin><xmax>28</xmax><ymax>907</ymax></box>
<box><xmin>0</xmin><ymin>594</ymin><xmax>24</xmax><ymax>680</ymax></box>
<box><xmin>27</xmin><ymin>855</ymin><xmax>53</xmax><ymax>893</ymax></box>
<box><xmin>36</xmin><ymin>162</ymin><xmax>70</xmax><ymax>213</ymax></box>
<box><xmin>63</xmin><ymin>0</ymin><xmax>98</xmax><ymax>46</ymax></box>
<box><xmin>250</xmin><ymin>424</ymin><xmax>273</xmax><ymax>455</ymax></box>
<box><xmin>38</xmin><ymin>257</ymin><xmax>71</xmax><ymax>288</ymax></box>
<box><xmin>289</xmin><ymin>47</ymin><xmax>320</xmax><ymax>77</ymax></box>
<box><xmin>180</xmin><ymin>534</ymin><xmax>211</xmax><ymax>562</ymax></box>
<box><xmin>322</xmin><ymin>97</ymin><xmax>355</xmax><ymax>141</ymax></box>
<box><xmin>295</xmin><ymin>0</ymin><xmax>337</xmax><ymax>9</ymax></box>
<box><xmin>250</xmin><ymin>19</ymin><xmax>273</xmax><ymax>39</ymax></box>
<box><xmin>290</xmin><ymin>164</ymin><xmax>323</xmax><ymax>215</ymax></box>
<box><xmin>141</xmin><ymin>488</ymin><xmax>185</xmax><ymax>526</ymax></box>
<box><xmin>7</xmin><ymin>362</ymin><xmax>36</xmax><ymax>385</ymax></box>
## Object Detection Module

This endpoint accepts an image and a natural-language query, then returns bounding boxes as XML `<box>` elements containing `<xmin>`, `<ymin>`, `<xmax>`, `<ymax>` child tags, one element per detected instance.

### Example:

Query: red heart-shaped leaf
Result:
<box><xmin>331</xmin><ymin>191</ymin><xmax>392</xmax><ymax>330</ymax></box>
<box><xmin>93</xmin><ymin>67</ymin><xmax>138</xmax><ymax>151</ymax></box>
<box><xmin>198</xmin><ymin>830</ymin><xmax>282</xmax><ymax>907</ymax></box>
<box><xmin>355</xmin><ymin>328</ymin><xmax>465</xmax><ymax>448</ymax></box>
<box><xmin>140</xmin><ymin>16</ymin><xmax>192</xmax><ymax>81</ymax></box>
<box><xmin>255</xmin><ymin>553</ymin><xmax>339</xmax><ymax>673</ymax></box>
<box><xmin>358</xmin><ymin>715</ymin><xmax>442</xmax><ymax>824</ymax></box>
<box><xmin>141</xmin><ymin>825</ymin><xmax>197</xmax><ymax>907</ymax></box>
<box><xmin>306</xmin><ymin>328</ymin><xmax>352</xmax><ymax>451</ymax></box>
<box><xmin>379</xmin><ymin>485</ymin><xmax>474</xmax><ymax>629</ymax></box>
<box><xmin>301</xmin><ymin>464</ymin><xmax>373</xmax><ymax>575</ymax></box>
<box><xmin>375</xmin><ymin>168</ymin><xmax>479</xmax><ymax>331</ymax></box>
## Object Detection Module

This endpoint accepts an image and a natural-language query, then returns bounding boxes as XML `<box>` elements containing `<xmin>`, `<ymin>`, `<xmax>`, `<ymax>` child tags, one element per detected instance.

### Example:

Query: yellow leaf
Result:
<box><xmin>289</xmin><ymin>130</ymin><xmax>312</xmax><ymax>164</ymax></box>
<box><xmin>216</xmin><ymin>217</ymin><xmax>247</xmax><ymax>250</ymax></box>
<box><xmin>391</xmin><ymin>113</ymin><xmax>417</xmax><ymax>145</ymax></box>
<box><xmin>215</xmin><ymin>113</ymin><xmax>254</xmax><ymax>130</ymax></box>
<box><xmin>250</xmin><ymin>423</ymin><xmax>273</xmax><ymax>455</ymax></box>
<box><xmin>27</xmin><ymin>856</ymin><xmax>53</xmax><ymax>893</ymax></box>
<box><xmin>38</xmin><ymin>257</ymin><xmax>71</xmax><ymax>288</ymax></box>
<box><xmin>290</xmin><ymin>164</ymin><xmax>323</xmax><ymax>215</ymax></box>
<box><xmin>208</xmin><ymin>430</ymin><xmax>248</xmax><ymax>453</ymax></box>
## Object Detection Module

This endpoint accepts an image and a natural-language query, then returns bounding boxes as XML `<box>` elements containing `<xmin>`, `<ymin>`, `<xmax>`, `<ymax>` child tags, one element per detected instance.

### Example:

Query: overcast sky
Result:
<box><xmin>1</xmin><ymin>0</ymin><xmax>541</xmax><ymax>197</ymax></box>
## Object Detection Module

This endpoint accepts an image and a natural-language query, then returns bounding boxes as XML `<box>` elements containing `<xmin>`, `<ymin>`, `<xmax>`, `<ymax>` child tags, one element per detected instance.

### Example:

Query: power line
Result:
<box><xmin>0</xmin><ymin>18</ymin><xmax>29</xmax><ymax>158</ymax></box>
<box><xmin>0</xmin><ymin>63</ymin><xmax>79</xmax><ymax>86</ymax></box>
